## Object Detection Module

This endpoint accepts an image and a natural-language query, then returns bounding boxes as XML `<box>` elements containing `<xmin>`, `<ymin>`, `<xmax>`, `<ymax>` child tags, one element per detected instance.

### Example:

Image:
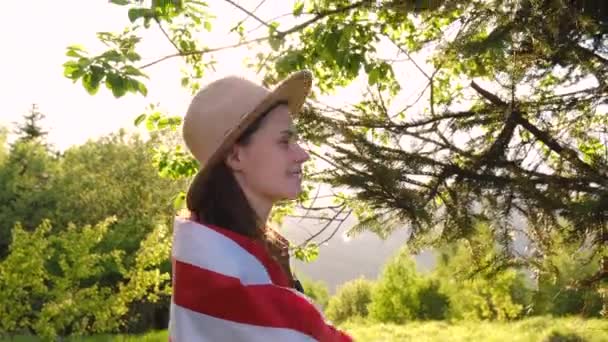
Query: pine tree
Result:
<box><xmin>14</xmin><ymin>104</ymin><xmax>48</xmax><ymax>143</ymax></box>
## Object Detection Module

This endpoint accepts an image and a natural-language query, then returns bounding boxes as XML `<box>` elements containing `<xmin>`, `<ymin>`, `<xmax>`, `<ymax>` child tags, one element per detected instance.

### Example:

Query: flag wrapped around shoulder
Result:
<box><xmin>168</xmin><ymin>217</ymin><xmax>354</xmax><ymax>342</ymax></box>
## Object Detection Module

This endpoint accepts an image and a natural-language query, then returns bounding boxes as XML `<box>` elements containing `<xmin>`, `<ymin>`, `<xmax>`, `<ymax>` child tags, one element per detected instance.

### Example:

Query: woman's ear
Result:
<box><xmin>225</xmin><ymin>145</ymin><xmax>244</xmax><ymax>172</ymax></box>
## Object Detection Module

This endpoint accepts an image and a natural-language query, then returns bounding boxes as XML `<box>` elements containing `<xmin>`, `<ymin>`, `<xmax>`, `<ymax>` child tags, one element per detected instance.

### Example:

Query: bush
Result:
<box><xmin>417</xmin><ymin>280</ymin><xmax>450</xmax><ymax>320</ymax></box>
<box><xmin>432</xmin><ymin>223</ymin><xmax>533</xmax><ymax>321</ymax></box>
<box><xmin>532</xmin><ymin>228</ymin><xmax>604</xmax><ymax>318</ymax></box>
<box><xmin>444</xmin><ymin>269</ymin><xmax>529</xmax><ymax>321</ymax></box>
<box><xmin>368</xmin><ymin>247</ymin><xmax>427</xmax><ymax>323</ymax></box>
<box><xmin>325</xmin><ymin>277</ymin><xmax>373</xmax><ymax>324</ymax></box>
<box><xmin>300</xmin><ymin>277</ymin><xmax>330</xmax><ymax>310</ymax></box>
<box><xmin>0</xmin><ymin>218</ymin><xmax>171</xmax><ymax>341</ymax></box>
<box><xmin>534</xmin><ymin>286</ymin><xmax>603</xmax><ymax>318</ymax></box>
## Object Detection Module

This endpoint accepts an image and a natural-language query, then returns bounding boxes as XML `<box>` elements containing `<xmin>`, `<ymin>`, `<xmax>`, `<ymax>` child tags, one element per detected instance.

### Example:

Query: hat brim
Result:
<box><xmin>185</xmin><ymin>70</ymin><xmax>313</xmax><ymax>210</ymax></box>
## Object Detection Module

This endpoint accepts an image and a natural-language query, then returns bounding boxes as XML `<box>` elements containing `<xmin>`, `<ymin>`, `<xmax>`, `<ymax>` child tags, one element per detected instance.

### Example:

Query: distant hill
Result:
<box><xmin>282</xmin><ymin>210</ymin><xmax>529</xmax><ymax>293</ymax></box>
<box><xmin>282</xmin><ymin>216</ymin><xmax>436</xmax><ymax>293</ymax></box>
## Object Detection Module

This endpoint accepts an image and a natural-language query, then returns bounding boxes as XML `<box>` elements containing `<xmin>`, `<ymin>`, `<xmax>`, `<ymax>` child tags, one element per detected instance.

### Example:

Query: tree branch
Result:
<box><xmin>297</xmin><ymin>206</ymin><xmax>348</xmax><ymax>247</ymax></box>
<box><xmin>223</xmin><ymin>0</ymin><xmax>272</xmax><ymax>29</ymax></box>
<box><xmin>140</xmin><ymin>0</ymin><xmax>370</xmax><ymax>70</ymax></box>
<box><xmin>296</xmin><ymin>185</ymin><xmax>321</xmax><ymax>224</ymax></box>
<box><xmin>384</xmin><ymin>33</ymin><xmax>431</xmax><ymax>80</ymax></box>
<box><xmin>471</xmin><ymin>80</ymin><xmax>508</xmax><ymax>106</ymax></box>
<box><xmin>275</xmin><ymin>0</ymin><xmax>369</xmax><ymax>38</ymax></box>
<box><xmin>514</xmin><ymin>113</ymin><xmax>607</xmax><ymax>182</ymax></box>
<box><xmin>318</xmin><ymin>210</ymin><xmax>353</xmax><ymax>246</ymax></box>
<box><xmin>289</xmin><ymin>214</ymin><xmax>347</xmax><ymax>222</ymax></box>
<box><xmin>154</xmin><ymin>17</ymin><xmax>183</xmax><ymax>54</ymax></box>
<box><xmin>298</xmin><ymin>203</ymin><xmax>346</xmax><ymax>212</ymax></box>
<box><xmin>330</xmin><ymin>110</ymin><xmax>478</xmax><ymax>130</ymax></box>
<box><xmin>139</xmin><ymin>36</ymin><xmax>268</xmax><ymax>69</ymax></box>
<box><xmin>393</xmin><ymin>80</ymin><xmax>431</xmax><ymax>118</ymax></box>
<box><xmin>247</xmin><ymin>12</ymin><xmax>293</xmax><ymax>33</ymax></box>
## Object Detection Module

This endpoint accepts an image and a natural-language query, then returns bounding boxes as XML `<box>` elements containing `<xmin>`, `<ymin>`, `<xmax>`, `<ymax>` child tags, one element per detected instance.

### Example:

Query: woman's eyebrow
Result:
<box><xmin>280</xmin><ymin>127</ymin><xmax>298</xmax><ymax>136</ymax></box>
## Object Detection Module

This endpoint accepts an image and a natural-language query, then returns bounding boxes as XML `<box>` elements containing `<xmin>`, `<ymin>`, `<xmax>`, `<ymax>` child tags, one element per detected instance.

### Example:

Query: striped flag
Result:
<box><xmin>169</xmin><ymin>217</ymin><xmax>354</xmax><ymax>342</ymax></box>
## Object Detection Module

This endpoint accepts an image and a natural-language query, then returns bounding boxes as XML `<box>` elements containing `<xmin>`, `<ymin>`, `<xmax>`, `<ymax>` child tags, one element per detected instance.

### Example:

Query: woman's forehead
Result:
<box><xmin>263</xmin><ymin>105</ymin><xmax>294</xmax><ymax>130</ymax></box>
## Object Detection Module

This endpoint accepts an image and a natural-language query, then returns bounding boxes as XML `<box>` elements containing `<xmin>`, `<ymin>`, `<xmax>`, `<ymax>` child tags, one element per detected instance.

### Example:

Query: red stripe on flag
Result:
<box><xmin>172</xmin><ymin>259</ymin><xmax>340</xmax><ymax>341</ymax></box>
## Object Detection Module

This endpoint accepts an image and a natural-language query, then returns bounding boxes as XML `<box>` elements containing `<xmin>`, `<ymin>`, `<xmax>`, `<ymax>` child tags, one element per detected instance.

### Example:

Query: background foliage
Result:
<box><xmin>1</xmin><ymin>0</ymin><xmax>607</xmax><ymax>339</ymax></box>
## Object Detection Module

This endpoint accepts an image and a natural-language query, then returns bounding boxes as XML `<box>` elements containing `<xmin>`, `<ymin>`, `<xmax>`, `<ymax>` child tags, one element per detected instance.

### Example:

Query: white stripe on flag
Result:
<box><xmin>172</xmin><ymin>218</ymin><xmax>271</xmax><ymax>285</ymax></box>
<box><xmin>169</xmin><ymin>302</ymin><xmax>317</xmax><ymax>342</ymax></box>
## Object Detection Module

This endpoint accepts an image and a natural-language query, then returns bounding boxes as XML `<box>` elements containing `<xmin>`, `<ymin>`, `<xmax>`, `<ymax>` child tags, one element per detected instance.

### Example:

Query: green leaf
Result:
<box><xmin>106</xmin><ymin>73</ymin><xmax>127</xmax><ymax>98</ymax></box>
<box><xmin>149</xmin><ymin>111</ymin><xmax>162</xmax><ymax>122</ymax></box>
<box><xmin>67</xmin><ymin>44</ymin><xmax>87</xmax><ymax>52</ymax></box>
<box><xmin>63</xmin><ymin>61</ymin><xmax>84</xmax><ymax>80</ymax></box>
<box><xmin>268</xmin><ymin>21</ymin><xmax>280</xmax><ymax>35</ymax></box>
<box><xmin>144</xmin><ymin>16</ymin><xmax>153</xmax><ymax>28</ymax></box>
<box><xmin>294</xmin><ymin>243</ymin><xmax>319</xmax><ymax>262</ymax></box>
<box><xmin>101</xmin><ymin>50</ymin><xmax>124</xmax><ymax>62</ymax></box>
<box><xmin>168</xmin><ymin>116</ymin><xmax>183</xmax><ymax>129</ymax></box>
<box><xmin>173</xmin><ymin>191</ymin><xmax>186</xmax><ymax>210</ymax></box>
<box><xmin>82</xmin><ymin>66</ymin><xmax>105</xmax><ymax>95</ymax></box>
<box><xmin>368</xmin><ymin>66</ymin><xmax>380</xmax><ymax>85</ymax></box>
<box><xmin>189</xmin><ymin>0</ymin><xmax>208</xmax><ymax>7</ymax></box>
<box><xmin>269</xmin><ymin>36</ymin><xmax>283</xmax><ymax>51</ymax></box>
<box><xmin>122</xmin><ymin>65</ymin><xmax>147</xmax><ymax>78</ymax></box>
<box><xmin>179</xmin><ymin>40</ymin><xmax>189</xmax><ymax>52</ymax></box>
<box><xmin>134</xmin><ymin>114</ymin><xmax>147</xmax><ymax>126</ymax></box>
<box><xmin>204</xmin><ymin>21</ymin><xmax>212</xmax><ymax>31</ymax></box>
<box><xmin>110</xmin><ymin>0</ymin><xmax>130</xmax><ymax>5</ymax></box>
<box><xmin>293</xmin><ymin>1</ymin><xmax>304</xmax><ymax>16</ymax></box>
<box><xmin>137</xmin><ymin>81</ymin><xmax>148</xmax><ymax>96</ymax></box>
<box><xmin>146</xmin><ymin>111</ymin><xmax>162</xmax><ymax>131</ymax></box>
<box><xmin>128</xmin><ymin>8</ymin><xmax>152</xmax><ymax>23</ymax></box>
<box><xmin>157</xmin><ymin>117</ymin><xmax>170</xmax><ymax>129</ymax></box>
<box><xmin>66</xmin><ymin>49</ymin><xmax>83</xmax><ymax>58</ymax></box>
<box><xmin>181</xmin><ymin>77</ymin><xmax>189</xmax><ymax>87</ymax></box>
<box><xmin>146</xmin><ymin>118</ymin><xmax>155</xmax><ymax>131</ymax></box>
<box><xmin>126</xmin><ymin>51</ymin><xmax>141</xmax><ymax>62</ymax></box>
<box><xmin>77</xmin><ymin>57</ymin><xmax>91</xmax><ymax>67</ymax></box>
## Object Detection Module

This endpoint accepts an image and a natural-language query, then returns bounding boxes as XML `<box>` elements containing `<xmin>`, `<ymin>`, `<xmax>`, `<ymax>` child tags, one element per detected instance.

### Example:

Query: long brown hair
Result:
<box><xmin>186</xmin><ymin>101</ymin><xmax>288</xmax><ymax>238</ymax></box>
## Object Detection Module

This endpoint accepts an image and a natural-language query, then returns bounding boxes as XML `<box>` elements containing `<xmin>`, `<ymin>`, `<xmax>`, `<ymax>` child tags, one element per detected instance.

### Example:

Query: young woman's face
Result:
<box><xmin>226</xmin><ymin>104</ymin><xmax>310</xmax><ymax>203</ymax></box>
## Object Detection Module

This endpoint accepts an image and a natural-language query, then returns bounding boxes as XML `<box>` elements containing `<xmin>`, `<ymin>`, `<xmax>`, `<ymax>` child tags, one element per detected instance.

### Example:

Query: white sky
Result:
<box><xmin>0</xmin><ymin>0</ymin><xmax>405</xmax><ymax>151</ymax></box>
<box><xmin>1</xmin><ymin>1</ymin><xmax>178</xmax><ymax>150</ymax></box>
<box><xmin>0</xmin><ymin>1</ymin><xmax>246</xmax><ymax>148</ymax></box>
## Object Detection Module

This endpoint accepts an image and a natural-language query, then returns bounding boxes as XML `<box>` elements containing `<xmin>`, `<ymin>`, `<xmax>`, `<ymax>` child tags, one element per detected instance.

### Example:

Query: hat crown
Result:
<box><xmin>182</xmin><ymin>76</ymin><xmax>271</xmax><ymax>165</ymax></box>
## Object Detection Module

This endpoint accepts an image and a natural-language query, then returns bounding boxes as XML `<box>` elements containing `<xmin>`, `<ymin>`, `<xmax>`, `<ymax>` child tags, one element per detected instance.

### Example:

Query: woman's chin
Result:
<box><xmin>274</xmin><ymin>188</ymin><xmax>302</xmax><ymax>202</ymax></box>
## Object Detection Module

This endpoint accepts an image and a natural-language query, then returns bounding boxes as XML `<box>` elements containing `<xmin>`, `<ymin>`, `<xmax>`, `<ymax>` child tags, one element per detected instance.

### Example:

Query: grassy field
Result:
<box><xmin>0</xmin><ymin>331</ymin><xmax>168</xmax><ymax>342</ymax></box>
<box><xmin>341</xmin><ymin>316</ymin><xmax>608</xmax><ymax>342</ymax></box>
<box><xmin>2</xmin><ymin>316</ymin><xmax>607</xmax><ymax>341</ymax></box>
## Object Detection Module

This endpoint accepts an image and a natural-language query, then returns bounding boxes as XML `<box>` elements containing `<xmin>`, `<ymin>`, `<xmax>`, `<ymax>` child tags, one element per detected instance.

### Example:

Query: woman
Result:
<box><xmin>169</xmin><ymin>70</ymin><xmax>353</xmax><ymax>342</ymax></box>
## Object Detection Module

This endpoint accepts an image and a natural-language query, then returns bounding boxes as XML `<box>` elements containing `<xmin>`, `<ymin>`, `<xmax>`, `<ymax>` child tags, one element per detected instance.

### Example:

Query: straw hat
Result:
<box><xmin>182</xmin><ymin>70</ymin><xmax>313</xmax><ymax>207</ymax></box>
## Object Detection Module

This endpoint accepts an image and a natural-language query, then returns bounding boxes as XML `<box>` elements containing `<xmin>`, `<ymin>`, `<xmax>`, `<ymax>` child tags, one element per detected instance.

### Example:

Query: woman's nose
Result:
<box><xmin>294</xmin><ymin>144</ymin><xmax>310</xmax><ymax>163</ymax></box>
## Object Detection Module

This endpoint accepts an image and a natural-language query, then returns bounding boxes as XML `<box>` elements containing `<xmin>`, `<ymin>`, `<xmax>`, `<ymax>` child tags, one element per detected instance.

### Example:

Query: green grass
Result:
<box><xmin>2</xmin><ymin>317</ymin><xmax>607</xmax><ymax>341</ymax></box>
<box><xmin>0</xmin><ymin>330</ymin><xmax>168</xmax><ymax>342</ymax></box>
<box><xmin>341</xmin><ymin>316</ymin><xmax>608</xmax><ymax>342</ymax></box>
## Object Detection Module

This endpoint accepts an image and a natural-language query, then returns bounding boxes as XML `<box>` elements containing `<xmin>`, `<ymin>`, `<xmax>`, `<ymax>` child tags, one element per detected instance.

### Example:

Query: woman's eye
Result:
<box><xmin>279</xmin><ymin>134</ymin><xmax>299</xmax><ymax>146</ymax></box>
<box><xmin>290</xmin><ymin>135</ymin><xmax>301</xmax><ymax>144</ymax></box>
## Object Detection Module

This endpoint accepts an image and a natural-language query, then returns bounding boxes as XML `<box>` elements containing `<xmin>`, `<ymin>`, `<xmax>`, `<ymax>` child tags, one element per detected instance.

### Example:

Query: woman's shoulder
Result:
<box><xmin>174</xmin><ymin>217</ymin><xmax>278</xmax><ymax>284</ymax></box>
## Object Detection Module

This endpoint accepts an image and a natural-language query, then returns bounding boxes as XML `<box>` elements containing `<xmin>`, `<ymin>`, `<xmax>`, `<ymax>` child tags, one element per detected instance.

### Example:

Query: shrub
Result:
<box><xmin>0</xmin><ymin>218</ymin><xmax>171</xmax><ymax>341</ymax></box>
<box><xmin>368</xmin><ymin>247</ymin><xmax>426</xmax><ymax>323</ymax></box>
<box><xmin>325</xmin><ymin>277</ymin><xmax>373</xmax><ymax>324</ymax></box>
<box><xmin>300</xmin><ymin>277</ymin><xmax>330</xmax><ymax>310</ymax></box>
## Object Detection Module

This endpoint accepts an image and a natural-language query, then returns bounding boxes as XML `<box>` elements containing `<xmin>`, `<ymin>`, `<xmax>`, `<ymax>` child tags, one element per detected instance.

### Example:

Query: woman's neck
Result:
<box><xmin>234</xmin><ymin>176</ymin><xmax>273</xmax><ymax>226</ymax></box>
